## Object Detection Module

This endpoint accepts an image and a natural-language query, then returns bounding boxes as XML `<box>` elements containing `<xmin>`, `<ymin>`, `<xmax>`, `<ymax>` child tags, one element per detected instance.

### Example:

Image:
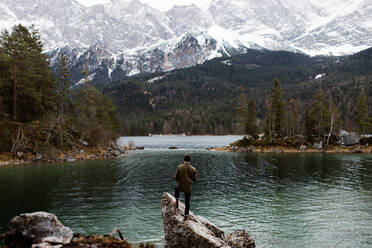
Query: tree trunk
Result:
<box><xmin>60</xmin><ymin>99</ymin><xmax>64</xmax><ymax>147</ymax></box>
<box><xmin>13</xmin><ymin>53</ymin><xmax>17</xmax><ymax>121</ymax></box>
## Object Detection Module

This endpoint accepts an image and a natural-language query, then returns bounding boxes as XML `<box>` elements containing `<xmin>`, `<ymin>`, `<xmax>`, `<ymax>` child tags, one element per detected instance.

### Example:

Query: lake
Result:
<box><xmin>1</xmin><ymin>135</ymin><xmax>372</xmax><ymax>247</ymax></box>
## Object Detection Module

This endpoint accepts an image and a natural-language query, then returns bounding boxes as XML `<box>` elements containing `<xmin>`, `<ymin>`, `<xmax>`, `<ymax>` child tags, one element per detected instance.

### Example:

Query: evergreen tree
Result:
<box><xmin>0</xmin><ymin>24</ymin><xmax>56</xmax><ymax>122</ymax></box>
<box><xmin>236</xmin><ymin>92</ymin><xmax>247</xmax><ymax>132</ymax></box>
<box><xmin>288</xmin><ymin>98</ymin><xmax>299</xmax><ymax>137</ymax></box>
<box><xmin>245</xmin><ymin>99</ymin><xmax>257</xmax><ymax>136</ymax></box>
<box><xmin>56</xmin><ymin>54</ymin><xmax>71</xmax><ymax>146</ymax></box>
<box><xmin>74</xmin><ymin>86</ymin><xmax>121</xmax><ymax>145</ymax></box>
<box><xmin>355</xmin><ymin>92</ymin><xmax>368</xmax><ymax>133</ymax></box>
<box><xmin>307</xmin><ymin>88</ymin><xmax>330</xmax><ymax>140</ymax></box>
<box><xmin>266</xmin><ymin>78</ymin><xmax>286</xmax><ymax>137</ymax></box>
<box><xmin>0</xmin><ymin>49</ymin><xmax>10</xmax><ymax>117</ymax></box>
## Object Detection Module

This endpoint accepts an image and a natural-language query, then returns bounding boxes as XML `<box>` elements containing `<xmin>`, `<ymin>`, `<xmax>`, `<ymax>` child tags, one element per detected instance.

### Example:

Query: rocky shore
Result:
<box><xmin>1</xmin><ymin>193</ymin><xmax>255</xmax><ymax>248</ymax></box>
<box><xmin>0</xmin><ymin>212</ymin><xmax>133</xmax><ymax>248</ymax></box>
<box><xmin>210</xmin><ymin>131</ymin><xmax>372</xmax><ymax>154</ymax></box>
<box><xmin>212</xmin><ymin>145</ymin><xmax>372</xmax><ymax>154</ymax></box>
<box><xmin>0</xmin><ymin>143</ymin><xmax>128</xmax><ymax>167</ymax></box>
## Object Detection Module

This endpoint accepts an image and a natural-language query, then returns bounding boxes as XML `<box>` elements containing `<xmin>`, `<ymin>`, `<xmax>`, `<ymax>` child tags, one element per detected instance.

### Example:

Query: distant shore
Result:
<box><xmin>211</xmin><ymin>145</ymin><xmax>372</xmax><ymax>154</ymax></box>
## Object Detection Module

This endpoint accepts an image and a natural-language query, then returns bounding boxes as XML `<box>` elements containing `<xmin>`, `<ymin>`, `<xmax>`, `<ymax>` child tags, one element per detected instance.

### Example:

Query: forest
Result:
<box><xmin>1</xmin><ymin>24</ymin><xmax>372</xmax><ymax>156</ymax></box>
<box><xmin>0</xmin><ymin>25</ymin><xmax>121</xmax><ymax>158</ymax></box>
<box><xmin>96</xmin><ymin>47</ymin><xmax>372</xmax><ymax>136</ymax></box>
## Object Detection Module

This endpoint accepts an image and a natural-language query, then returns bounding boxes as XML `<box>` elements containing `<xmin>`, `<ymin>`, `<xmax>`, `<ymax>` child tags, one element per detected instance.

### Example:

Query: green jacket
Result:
<box><xmin>174</xmin><ymin>162</ymin><xmax>197</xmax><ymax>193</ymax></box>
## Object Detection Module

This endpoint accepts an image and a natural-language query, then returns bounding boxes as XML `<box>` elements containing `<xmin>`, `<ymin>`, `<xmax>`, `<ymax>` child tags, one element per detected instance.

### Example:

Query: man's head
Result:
<box><xmin>184</xmin><ymin>154</ymin><xmax>191</xmax><ymax>162</ymax></box>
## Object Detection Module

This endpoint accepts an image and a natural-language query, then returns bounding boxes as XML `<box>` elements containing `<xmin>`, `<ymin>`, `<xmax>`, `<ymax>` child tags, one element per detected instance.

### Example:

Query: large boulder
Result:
<box><xmin>161</xmin><ymin>192</ymin><xmax>255</xmax><ymax>248</ymax></box>
<box><xmin>7</xmin><ymin>212</ymin><xmax>73</xmax><ymax>245</ymax></box>
<box><xmin>338</xmin><ymin>130</ymin><xmax>361</xmax><ymax>146</ymax></box>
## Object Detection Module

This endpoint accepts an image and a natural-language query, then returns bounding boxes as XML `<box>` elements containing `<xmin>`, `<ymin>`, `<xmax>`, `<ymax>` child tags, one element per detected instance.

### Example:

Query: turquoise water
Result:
<box><xmin>1</xmin><ymin>136</ymin><xmax>372</xmax><ymax>247</ymax></box>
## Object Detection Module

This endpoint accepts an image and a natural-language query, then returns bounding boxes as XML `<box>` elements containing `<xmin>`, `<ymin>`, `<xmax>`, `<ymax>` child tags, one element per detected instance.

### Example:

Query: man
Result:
<box><xmin>174</xmin><ymin>154</ymin><xmax>197</xmax><ymax>221</ymax></box>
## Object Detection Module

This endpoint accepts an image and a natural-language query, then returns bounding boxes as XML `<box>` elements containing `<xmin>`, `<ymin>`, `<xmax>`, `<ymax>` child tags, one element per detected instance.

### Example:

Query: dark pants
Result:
<box><xmin>175</xmin><ymin>187</ymin><xmax>191</xmax><ymax>216</ymax></box>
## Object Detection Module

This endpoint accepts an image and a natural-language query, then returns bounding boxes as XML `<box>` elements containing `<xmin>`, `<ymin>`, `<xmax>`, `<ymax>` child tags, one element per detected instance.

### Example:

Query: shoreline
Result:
<box><xmin>2</xmin><ymin>143</ymin><xmax>371</xmax><ymax>166</ymax></box>
<box><xmin>0</xmin><ymin>145</ymin><xmax>128</xmax><ymax>167</ymax></box>
<box><xmin>212</xmin><ymin>145</ymin><xmax>372</xmax><ymax>154</ymax></box>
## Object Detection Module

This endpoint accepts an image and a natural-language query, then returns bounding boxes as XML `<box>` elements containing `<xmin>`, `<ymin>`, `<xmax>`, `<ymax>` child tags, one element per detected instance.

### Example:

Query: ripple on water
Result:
<box><xmin>0</xmin><ymin>146</ymin><xmax>372</xmax><ymax>247</ymax></box>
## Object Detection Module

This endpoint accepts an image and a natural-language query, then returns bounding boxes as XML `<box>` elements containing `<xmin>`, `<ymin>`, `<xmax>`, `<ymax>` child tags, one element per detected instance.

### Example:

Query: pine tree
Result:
<box><xmin>0</xmin><ymin>49</ymin><xmax>10</xmax><ymax>117</ymax></box>
<box><xmin>308</xmin><ymin>88</ymin><xmax>330</xmax><ymax>141</ymax></box>
<box><xmin>56</xmin><ymin>54</ymin><xmax>71</xmax><ymax>146</ymax></box>
<box><xmin>236</xmin><ymin>92</ymin><xmax>247</xmax><ymax>132</ymax></box>
<box><xmin>245</xmin><ymin>99</ymin><xmax>257</xmax><ymax>136</ymax></box>
<box><xmin>266</xmin><ymin>78</ymin><xmax>286</xmax><ymax>137</ymax></box>
<box><xmin>0</xmin><ymin>24</ymin><xmax>56</xmax><ymax>122</ymax></box>
<box><xmin>74</xmin><ymin>86</ymin><xmax>121</xmax><ymax>145</ymax></box>
<box><xmin>355</xmin><ymin>92</ymin><xmax>368</xmax><ymax>134</ymax></box>
<box><xmin>288</xmin><ymin>98</ymin><xmax>299</xmax><ymax>137</ymax></box>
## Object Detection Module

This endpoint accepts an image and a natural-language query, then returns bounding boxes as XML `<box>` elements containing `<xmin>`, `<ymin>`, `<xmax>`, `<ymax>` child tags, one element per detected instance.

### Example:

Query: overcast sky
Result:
<box><xmin>76</xmin><ymin>0</ymin><xmax>212</xmax><ymax>11</ymax></box>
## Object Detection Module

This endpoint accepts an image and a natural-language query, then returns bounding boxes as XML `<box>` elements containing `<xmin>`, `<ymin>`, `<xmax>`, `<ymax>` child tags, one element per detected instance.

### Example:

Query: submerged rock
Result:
<box><xmin>161</xmin><ymin>192</ymin><xmax>255</xmax><ymax>248</ymax></box>
<box><xmin>169</xmin><ymin>146</ymin><xmax>178</xmax><ymax>149</ymax></box>
<box><xmin>7</xmin><ymin>212</ymin><xmax>73</xmax><ymax>245</ymax></box>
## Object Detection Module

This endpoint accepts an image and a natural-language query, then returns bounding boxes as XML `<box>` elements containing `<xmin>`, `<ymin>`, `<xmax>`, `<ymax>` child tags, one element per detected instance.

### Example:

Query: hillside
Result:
<box><xmin>96</xmin><ymin>48</ymin><xmax>372</xmax><ymax>135</ymax></box>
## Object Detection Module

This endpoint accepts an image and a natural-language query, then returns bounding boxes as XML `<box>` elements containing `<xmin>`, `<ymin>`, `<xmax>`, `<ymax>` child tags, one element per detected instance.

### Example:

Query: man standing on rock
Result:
<box><xmin>174</xmin><ymin>154</ymin><xmax>197</xmax><ymax>221</ymax></box>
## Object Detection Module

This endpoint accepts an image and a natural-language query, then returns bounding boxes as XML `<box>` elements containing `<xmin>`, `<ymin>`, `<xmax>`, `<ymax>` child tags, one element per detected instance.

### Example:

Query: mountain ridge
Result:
<box><xmin>0</xmin><ymin>0</ymin><xmax>371</xmax><ymax>83</ymax></box>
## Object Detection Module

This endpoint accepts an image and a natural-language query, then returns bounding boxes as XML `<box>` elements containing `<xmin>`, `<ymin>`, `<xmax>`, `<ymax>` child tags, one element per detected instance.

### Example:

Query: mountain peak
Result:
<box><xmin>0</xmin><ymin>0</ymin><xmax>370</xmax><ymax>83</ymax></box>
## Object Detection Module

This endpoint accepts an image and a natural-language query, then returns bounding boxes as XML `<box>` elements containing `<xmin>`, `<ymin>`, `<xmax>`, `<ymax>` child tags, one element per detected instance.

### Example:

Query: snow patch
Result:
<box><xmin>147</xmin><ymin>75</ymin><xmax>165</xmax><ymax>84</ymax></box>
<box><xmin>315</xmin><ymin>73</ymin><xmax>326</xmax><ymax>80</ymax></box>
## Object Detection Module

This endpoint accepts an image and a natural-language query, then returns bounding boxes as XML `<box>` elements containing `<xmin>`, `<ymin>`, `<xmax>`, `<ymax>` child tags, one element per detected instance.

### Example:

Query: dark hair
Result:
<box><xmin>184</xmin><ymin>154</ymin><xmax>191</xmax><ymax>162</ymax></box>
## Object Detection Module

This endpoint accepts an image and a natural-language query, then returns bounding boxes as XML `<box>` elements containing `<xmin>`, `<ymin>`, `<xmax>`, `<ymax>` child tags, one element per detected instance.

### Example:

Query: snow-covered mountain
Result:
<box><xmin>0</xmin><ymin>0</ymin><xmax>371</xmax><ymax>83</ymax></box>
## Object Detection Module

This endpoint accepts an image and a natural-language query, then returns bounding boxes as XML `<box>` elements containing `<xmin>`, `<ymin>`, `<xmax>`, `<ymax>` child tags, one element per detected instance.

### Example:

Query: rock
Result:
<box><xmin>299</xmin><ymin>145</ymin><xmax>307</xmax><ymax>151</ymax></box>
<box><xmin>7</xmin><ymin>212</ymin><xmax>73</xmax><ymax>245</ymax></box>
<box><xmin>338</xmin><ymin>130</ymin><xmax>361</xmax><ymax>146</ymax></box>
<box><xmin>313</xmin><ymin>141</ymin><xmax>322</xmax><ymax>150</ymax></box>
<box><xmin>17</xmin><ymin>151</ymin><xmax>24</xmax><ymax>158</ymax></box>
<box><xmin>34</xmin><ymin>154</ymin><xmax>43</xmax><ymax>161</ymax></box>
<box><xmin>32</xmin><ymin>243</ymin><xmax>62</xmax><ymax>248</ymax></box>
<box><xmin>64</xmin><ymin>155</ymin><xmax>75</xmax><ymax>162</ymax></box>
<box><xmin>230</xmin><ymin>146</ymin><xmax>238</xmax><ymax>152</ymax></box>
<box><xmin>112</xmin><ymin>150</ymin><xmax>121</xmax><ymax>156</ymax></box>
<box><xmin>169</xmin><ymin>146</ymin><xmax>178</xmax><ymax>149</ymax></box>
<box><xmin>64</xmin><ymin>234</ymin><xmax>132</xmax><ymax>248</ymax></box>
<box><xmin>353</xmin><ymin>149</ymin><xmax>363</xmax><ymax>153</ymax></box>
<box><xmin>135</xmin><ymin>146</ymin><xmax>145</xmax><ymax>150</ymax></box>
<box><xmin>161</xmin><ymin>192</ymin><xmax>255</xmax><ymax>248</ymax></box>
<box><xmin>81</xmin><ymin>141</ymin><xmax>88</xmax><ymax>146</ymax></box>
<box><xmin>110</xmin><ymin>142</ymin><xmax>119</xmax><ymax>150</ymax></box>
<box><xmin>226</xmin><ymin>230</ymin><xmax>255</xmax><ymax>248</ymax></box>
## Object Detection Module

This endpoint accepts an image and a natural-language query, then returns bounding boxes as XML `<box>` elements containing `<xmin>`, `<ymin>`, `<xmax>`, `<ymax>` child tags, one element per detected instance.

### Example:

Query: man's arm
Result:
<box><xmin>193</xmin><ymin>169</ymin><xmax>197</xmax><ymax>182</ymax></box>
<box><xmin>174</xmin><ymin>167</ymin><xmax>179</xmax><ymax>181</ymax></box>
